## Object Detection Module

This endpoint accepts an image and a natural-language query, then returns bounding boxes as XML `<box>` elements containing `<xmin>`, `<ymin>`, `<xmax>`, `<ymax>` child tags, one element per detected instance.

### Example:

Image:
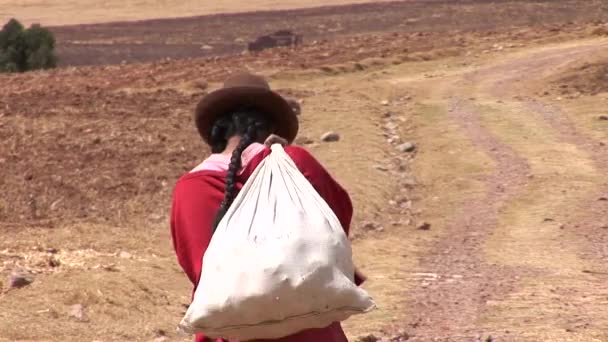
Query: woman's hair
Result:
<box><xmin>209</xmin><ymin>108</ymin><xmax>272</xmax><ymax>231</ymax></box>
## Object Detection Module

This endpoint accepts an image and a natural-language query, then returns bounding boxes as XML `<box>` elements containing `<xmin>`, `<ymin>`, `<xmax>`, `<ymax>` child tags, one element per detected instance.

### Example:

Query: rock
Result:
<box><xmin>381</xmin><ymin>100</ymin><xmax>390</xmax><ymax>106</ymax></box>
<box><xmin>201</xmin><ymin>44</ymin><xmax>214</xmax><ymax>50</ymax></box>
<box><xmin>598</xmin><ymin>115</ymin><xmax>608</xmax><ymax>121</ymax></box>
<box><xmin>9</xmin><ymin>272</ymin><xmax>33</xmax><ymax>289</ymax></box>
<box><xmin>397</xmin><ymin>142</ymin><xmax>416</xmax><ymax>152</ymax></box>
<box><xmin>153</xmin><ymin>337</ymin><xmax>169</xmax><ymax>342</ymax></box>
<box><xmin>234</xmin><ymin>37</ymin><xmax>245</xmax><ymax>43</ymax></box>
<box><xmin>373</xmin><ymin>165</ymin><xmax>388</xmax><ymax>172</ymax></box>
<box><xmin>417</xmin><ymin>222</ymin><xmax>431</xmax><ymax>231</ymax></box>
<box><xmin>48</xmin><ymin>256</ymin><xmax>61</xmax><ymax>267</ymax></box>
<box><xmin>388</xmin><ymin>136</ymin><xmax>401</xmax><ymax>144</ymax></box>
<box><xmin>192</xmin><ymin>80</ymin><xmax>208</xmax><ymax>91</ymax></box>
<box><xmin>119</xmin><ymin>251</ymin><xmax>132</xmax><ymax>259</ymax></box>
<box><xmin>356</xmin><ymin>334</ymin><xmax>380</xmax><ymax>342</ymax></box>
<box><xmin>598</xmin><ymin>196</ymin><xmax>608</xmax><ymax>201</ymax></box>
<box><xmin>320</xmin><ymin>131</ymin><xmax>340</xmax><ymax>142</ymax></box>
<box><xmin>361</xmin><ymin>222</ymin><xmax>382</xmax><ymax>232</ymax></box>
<box><xmin>69</xmin><ymin>304</ymin><xmax>87</xmax><ymax>322</ymax></box>
<box><xmin>294</xmin><ymin>136</ymin><xmax>314</xmax><ymax>145</ymax></box>
<box><xmin>388</xmin><ymin>330</ymin><xmax>411</xmax><ymax>341</ymax></box>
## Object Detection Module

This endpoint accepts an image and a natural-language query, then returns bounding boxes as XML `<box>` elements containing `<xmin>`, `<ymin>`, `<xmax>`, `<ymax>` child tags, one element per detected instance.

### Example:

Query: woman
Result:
<box><xmin>170</xmin><ymin>73</ymin><xmax>364</xmax><ymax>342</ymax></box>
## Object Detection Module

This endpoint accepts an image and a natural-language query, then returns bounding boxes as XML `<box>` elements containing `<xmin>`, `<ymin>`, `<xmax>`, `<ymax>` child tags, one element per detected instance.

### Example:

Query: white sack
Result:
<box><xmin>178</xmin><ymin>144</ymin><xmax>375</xmax><ymax>341</ymax></box>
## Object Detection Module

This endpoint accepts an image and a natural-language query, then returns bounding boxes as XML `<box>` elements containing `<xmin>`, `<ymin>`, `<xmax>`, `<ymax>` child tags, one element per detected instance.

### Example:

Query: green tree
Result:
<box><xmin>0</xmin><ymin>18</ymin><xmax>57</xmax><ymax>72</ymax></box>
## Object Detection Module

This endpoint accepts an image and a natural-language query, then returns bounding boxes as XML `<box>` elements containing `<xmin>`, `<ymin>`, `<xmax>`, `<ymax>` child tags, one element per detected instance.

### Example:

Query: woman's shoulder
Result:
<box><xmin>173</xmin><ymin>169</ymin><xmax>226</xmax><ymax>195</ymax></box>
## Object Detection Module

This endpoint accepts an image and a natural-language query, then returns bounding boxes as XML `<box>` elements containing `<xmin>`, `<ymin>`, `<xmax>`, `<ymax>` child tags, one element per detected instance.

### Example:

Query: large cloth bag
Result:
<box><xmin>178</xmin><ymin>145</ymin><xmax>375</xmax><ymax>340</ymax></box>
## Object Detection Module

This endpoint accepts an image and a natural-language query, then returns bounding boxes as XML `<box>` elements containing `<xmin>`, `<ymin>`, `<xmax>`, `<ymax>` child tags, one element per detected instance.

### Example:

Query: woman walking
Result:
<box><xmin>170</xmin><ymin>73</ymin><xmax>363</xmax><ymax>342</ymax></box>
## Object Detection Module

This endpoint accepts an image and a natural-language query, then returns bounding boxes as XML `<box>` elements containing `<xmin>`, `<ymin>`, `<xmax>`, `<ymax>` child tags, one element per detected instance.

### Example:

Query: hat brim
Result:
<box><xmin>195</xmin><ymin>86</ymin><xmax>299</xmax><ymax>145</ymax></box>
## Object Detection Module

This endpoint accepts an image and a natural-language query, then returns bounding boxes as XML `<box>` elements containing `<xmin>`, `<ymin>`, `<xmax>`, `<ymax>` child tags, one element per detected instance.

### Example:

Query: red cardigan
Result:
<box><xmin>170</xmin><ymin>146</ymin><xmax>361</xmax><ymax>342</ymax></box>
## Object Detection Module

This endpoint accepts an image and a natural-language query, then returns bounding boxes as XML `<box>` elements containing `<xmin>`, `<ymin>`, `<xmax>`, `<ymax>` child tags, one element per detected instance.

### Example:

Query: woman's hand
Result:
<box><xmin>264</xmin><ymin>134</ymin><xmax>288</xmax><ymax>147</ymax></box>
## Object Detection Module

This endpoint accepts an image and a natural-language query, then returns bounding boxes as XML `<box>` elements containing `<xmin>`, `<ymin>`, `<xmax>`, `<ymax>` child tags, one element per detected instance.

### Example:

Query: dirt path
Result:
<box><xmin>343</xmin><ymin>39</ymin><xmax>608</xmax><ymax>341</ymax></box>
<box><xmin>407</xmin><ymin>41</ymin><xmax>608</xmax><ymax>341</ymax></box>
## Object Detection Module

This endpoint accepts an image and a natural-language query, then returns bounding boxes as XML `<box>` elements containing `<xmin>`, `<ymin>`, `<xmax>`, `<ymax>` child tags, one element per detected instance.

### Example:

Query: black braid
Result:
<box><xmin>210</xmin><ymin>110</ymin><xmax>271</xmax><ymax>231</ymax></box>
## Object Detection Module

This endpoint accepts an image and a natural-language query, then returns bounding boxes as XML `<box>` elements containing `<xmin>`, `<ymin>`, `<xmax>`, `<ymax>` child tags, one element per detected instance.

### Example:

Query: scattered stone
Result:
<box><xmin>397</xmin><ymin>142</ymin><xmax>416</xmax><ymax>153</ymax></box>
<box><xmin>9</xmin><ymin>272</ymin><xmax>33</xmax><ymax>289</ymax></box>
<box><xmin>388</xmin><ymin>330</ymin><xmax>411</xmax><ymax>341</ymax></box>
<box><xmin>119</xmin><ymin>251</ymin><xmax>132</xmax><ymax>259</ymax></box>
<box><xmin>598</xmin><ymin>115</ymin><xmax>608</xmax><ymax>121</ymax></box>
<box><xmin>153</xmin><ymin>337</ymin><xmax>169</xmax><ymax>342</ymax></box>
<box><xmin>46</xmin><ymin>247</ymin><xmax>59</xmax><ymax>254</ymax></box>
<box><xmin>48</xmin><ymin>256</ymin><xmax>61</xmax><ymax>267</ymax></box>
<box><xmin>320</xmin><ymin>131</ymin><xmax>340</xmax><ymax>142</ymax></box>
<box><xmin>383</xmin><ymin>111</ymin><xmax>393</xmax><ymax>118</ymax></box>
<box><xmin>103</xmin><ymin>264</ymin><xmax>119</xmax><ymax>272</ymax></box>
<box><xmin>361</xmin><ymin>222</ymin><xmax>382</xmax><ymax>232</ymax></box>
<box><xmin>417</xmin><ymin>222</ymin><xmax>431</xmax><ymax>231</ymax></box>
<box><xmin>69</xmin><ymin>304</ymin><xmax>87</xmax><ymax>322</ymax></box>
<box><xmin>294</xmin><ymin>136</ymin><xmax>314</xmax><ymax>145</ymax></box>
<box><xmin>381</xmin><ymin>100</ymin><xmax>390</xmax><ymax>106</ymax></box>
<box><xmin>373</xmin><ymin>165</ymin><xmax>388</xmax><ymax>172</ymax></box>
<box><xmin>356</xmin><ymin>334</ymin><xmax>380</xmax><ymax>342</ymax></box>
<box><xmin>201</xmin><ymin>44</ymin><xmax>214</xmax><ymax>50</ymax></box>
<box><xmin>192</xmin><ymin>80</ymin><xmax>208</xmax><ymax>91</ymax></box>
<box><xmin>598</xmin><ymin>196</ymin><xmax>608</xmax><ymax>201</ymax></box>
<box><xmin>388</xmin><ymin>136</ymin><xmax>401</xmax><ymax>145</ymax></box>
<box><xmin>543</xmin><ymin>218</ymin><xmax>554</xmax><ymax>222</ymax></box>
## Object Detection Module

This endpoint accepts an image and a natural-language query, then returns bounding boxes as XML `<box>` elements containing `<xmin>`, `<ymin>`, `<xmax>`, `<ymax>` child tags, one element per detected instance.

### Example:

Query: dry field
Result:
<box><xmin>1</xmin><ymin>1</ymin><xmax>608</xmax><ymax>341</ymax></box>
<box><xmin>0</xmin><ymin>0</ymin><xmax>397</xmax><ymax>26</ymax></box>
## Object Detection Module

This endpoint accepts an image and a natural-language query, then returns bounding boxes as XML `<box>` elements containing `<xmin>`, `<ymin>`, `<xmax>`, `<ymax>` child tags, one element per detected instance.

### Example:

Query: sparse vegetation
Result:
<box><xmin>0</xmin><ymin>18</ymin><xmax>57</xmax><ymax>73</ymax></box>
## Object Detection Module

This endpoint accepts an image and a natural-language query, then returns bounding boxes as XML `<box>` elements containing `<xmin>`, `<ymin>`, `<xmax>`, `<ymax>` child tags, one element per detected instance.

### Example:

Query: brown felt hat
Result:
<box><xmin>195</xmin><ymin>73</ymin><xmax>299</xmax><ymax>145</ymax></box>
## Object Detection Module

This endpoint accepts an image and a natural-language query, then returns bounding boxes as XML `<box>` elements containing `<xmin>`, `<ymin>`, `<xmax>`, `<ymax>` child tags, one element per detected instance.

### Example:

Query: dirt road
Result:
<box><xmin>342</xmin><ymin>39</ymin><xmax>608</xmax><ymax>341</ymax></box>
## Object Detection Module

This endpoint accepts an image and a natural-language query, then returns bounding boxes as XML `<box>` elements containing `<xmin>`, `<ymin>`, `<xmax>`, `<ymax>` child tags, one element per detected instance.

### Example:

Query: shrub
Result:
<box><xmin>0</xmin><ymin>18</ymin><xmax>57</xmax><ymax>73</ymax></box>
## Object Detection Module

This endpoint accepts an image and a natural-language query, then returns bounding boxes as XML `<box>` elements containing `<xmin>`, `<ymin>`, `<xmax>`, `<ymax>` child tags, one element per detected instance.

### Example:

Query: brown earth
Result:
<box><xmin>1</xmin><ymin>1</ymin><xmax>608</xmax><ymax>342</ymax></box>
<box><xmin>41</xmin><ymin>0</ymin><xmax>608</xmax><ymax>66</ymax></box>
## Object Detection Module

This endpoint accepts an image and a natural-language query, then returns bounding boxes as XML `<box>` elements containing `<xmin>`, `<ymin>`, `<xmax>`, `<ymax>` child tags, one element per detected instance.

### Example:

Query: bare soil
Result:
<box><xmin>42</xmin><ymin>0</ymin><xmax>608</xmax><ymax>66</ymax></box>
<box><xmin>1</xmin><ymin>1</ymin><xmax>608</xmax><ymax>341</ymax></box>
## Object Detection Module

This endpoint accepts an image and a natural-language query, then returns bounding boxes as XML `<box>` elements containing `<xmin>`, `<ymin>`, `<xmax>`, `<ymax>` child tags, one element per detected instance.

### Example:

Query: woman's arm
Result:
<box><xmin>170</xmin><ymin>176</ymin><xmax>220</xmax><ymax>287</ymax></box>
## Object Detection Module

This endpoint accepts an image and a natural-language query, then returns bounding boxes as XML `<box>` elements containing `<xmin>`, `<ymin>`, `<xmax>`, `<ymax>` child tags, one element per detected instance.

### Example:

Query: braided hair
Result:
<box><xmin>209</xmin><ymin>109</ymin><xmax>272</xmax><ymax>231</ymax></box>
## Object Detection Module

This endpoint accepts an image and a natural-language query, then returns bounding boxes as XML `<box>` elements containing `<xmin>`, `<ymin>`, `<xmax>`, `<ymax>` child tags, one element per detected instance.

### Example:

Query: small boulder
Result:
<box><xmin>356</xmin><ymin>335</ymin><xmax>380</xmax><ymax>342</ymax></box>
<box><xmin>294</xmin><ymin>136</ymin><xmax>314</xmax><ymax>145</ymax></box>
<box><xmin>598</xmin><ymin>115</ymin><xmax>608</xmax><ymax>121</ymax></box>
<box><xmin>417</xmin><ymin>222</ymin><xmax>431</xmax><ymax>231</ymax></box>
<box><xmin>192</xmin><ymin>80</ymin><xmax>208</xmax><ymax>91</ymax></box>
<box><xmin>321</xmin><ymin>132</ymin><xmax>340</xmax><ymax>142</ymax></box>
<box><xmin>373</xmin><ymin>165</ymin><xmax>388</xmax><ymax>172</ymax></box>
<box><xmin>119</xmin><ymin>251</ymin><xmax>132</xmax><ymax>259</ymax></box>
<box><xmin>397</xmin><ymin>142</ymin><xmax>416</xmax><ymax>152</ymax></box>
<box><xmin>69</xmin><ymin>304</ymin><xmax>87</xmax><ymax>322</ymax></box>
<box><xmin>9</xmin><ymin>272</ymin><xmax>33</xmax><ymax>289</ymax></box>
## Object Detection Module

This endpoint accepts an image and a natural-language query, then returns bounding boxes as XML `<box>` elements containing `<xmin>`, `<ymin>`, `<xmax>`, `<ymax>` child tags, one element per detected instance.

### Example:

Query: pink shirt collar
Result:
<box><xmin>190</xmin><ymin>142</ymin><xmax>266</xmax><ymax>173</ymax></box>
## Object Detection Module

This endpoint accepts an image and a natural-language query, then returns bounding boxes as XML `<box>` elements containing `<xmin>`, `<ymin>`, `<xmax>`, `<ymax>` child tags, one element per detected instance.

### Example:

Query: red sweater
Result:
<box><xmin>170</xmin><ymin>146</ymin><xmax>361</xmax><ymax>342</ymax></box>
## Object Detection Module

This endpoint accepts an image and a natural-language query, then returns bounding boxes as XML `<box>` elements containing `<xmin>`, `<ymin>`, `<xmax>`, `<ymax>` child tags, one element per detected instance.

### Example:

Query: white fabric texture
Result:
<box><xmin>178</xmin><ymin>145</ymin><xmax>375</xmax><ymax>340</ymax></box>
